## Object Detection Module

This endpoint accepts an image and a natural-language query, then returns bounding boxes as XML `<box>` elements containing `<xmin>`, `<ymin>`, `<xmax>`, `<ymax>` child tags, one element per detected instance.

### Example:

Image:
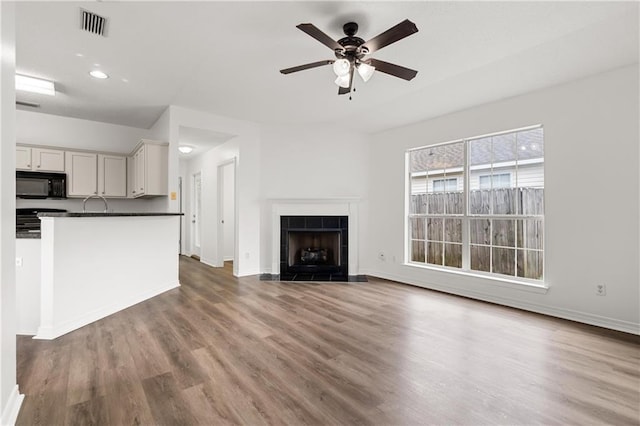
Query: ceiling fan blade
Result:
<box><xmin>338</xmin><ymin>68</ymin><xmax>355</xmax><ymax>95</ymax></box>
<box><xmin>362</xmin><ymin>19</ymin><xmax>418</xmax><ymax>54</ymax></box>
<box><xmin>297</xmin><ymin>23</ymin><xmax>343</xmax><ymax>51</ymax></box>
<box><xmin>280</xmin><ymin>60</ymin><xmax>333</xmax><ymax>75</ymax></box>
<box><xmin>368</xmin><ymin>58</ymin><xmax>418</xmax><ymax>81</ymax></box>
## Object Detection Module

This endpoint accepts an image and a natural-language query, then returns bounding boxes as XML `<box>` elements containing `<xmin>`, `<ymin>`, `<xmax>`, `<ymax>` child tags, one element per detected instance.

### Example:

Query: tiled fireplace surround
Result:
<box><xmin>268</xmin><ymin>199</ymin><xmax>361</xmax><ymax>281</ymax></box>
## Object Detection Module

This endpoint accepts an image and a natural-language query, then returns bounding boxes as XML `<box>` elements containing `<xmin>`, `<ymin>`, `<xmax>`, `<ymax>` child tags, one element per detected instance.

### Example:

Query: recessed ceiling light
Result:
<box><xmin>15</xmin><ymin>74</ymin><xmax>55</xmax><ymax>96</ymax></box>
<box><xmin>121</xmin><ymin>78</ymin><xmax>129</xmax><ymax>83</ymax></box>
<box><xmin>75</xmin><ymin>53</ymin><xmax>84</xmax><ymax>57</ymax></box>
<box><xmin>178</xmin><ymin>146</ymin><xmax>193</xmax><ymax>154</ymax></box>
<box><xmin>89</xmin><ymin>70</ymin><xmax>109</xmax><ymax>79</ymax></box>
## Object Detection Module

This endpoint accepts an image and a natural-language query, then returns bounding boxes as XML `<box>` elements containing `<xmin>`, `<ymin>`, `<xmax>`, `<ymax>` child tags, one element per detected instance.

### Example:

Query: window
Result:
<box><xmin>407</xmin><ymin>126</ymin><xmax>544</xmax><ymax>282</ymax></box>
<box><xmin>433</xmin><ymin>177</ymin><xmax>458</xmax><ymax>192</ymax></box>
<box><xmin>479</xmin><ymin>173</ymin><xmax>510</xmax><ymax>189</ymax></box>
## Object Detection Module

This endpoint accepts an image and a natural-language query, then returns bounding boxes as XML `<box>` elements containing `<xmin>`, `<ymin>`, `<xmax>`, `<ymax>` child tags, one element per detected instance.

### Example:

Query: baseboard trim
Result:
<box><xmin>34</xmin><ymin>282</ymin><xmax>180</xmax><ymax>340</ymax></box>
<box><xmin>362</xmin><ymin>269</ymin><xmax>640</xmax><ymax>335</ymax></box>
<box><xmin>1</xmin><ymin>385</ymin><xmax>24</xmax><ymax>426</ymax></box>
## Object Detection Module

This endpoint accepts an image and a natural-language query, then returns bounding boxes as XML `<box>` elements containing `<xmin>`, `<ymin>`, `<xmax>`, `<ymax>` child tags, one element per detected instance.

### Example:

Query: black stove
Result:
<box><xmin>16</xmin><ymin>208</ymin><xmax>67</xmax><ymax>236</ymax></box>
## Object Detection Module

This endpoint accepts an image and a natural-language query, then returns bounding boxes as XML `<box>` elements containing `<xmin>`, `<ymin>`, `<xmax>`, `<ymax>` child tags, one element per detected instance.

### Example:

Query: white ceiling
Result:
<box><xmin>178</xmin><ymin>125</ymin><xmax>235</xmax><ymax>157</ymax></box>
<box><xmin>15</xmin><ymin>1</ymin><xmax>639</xmax><ymax>134</ymax></box>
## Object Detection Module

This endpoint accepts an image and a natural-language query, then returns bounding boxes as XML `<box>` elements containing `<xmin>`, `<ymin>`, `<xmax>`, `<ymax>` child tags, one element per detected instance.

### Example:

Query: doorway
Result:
<box><xmin>191</xmin><ymin>172</ymin><xmax>202</xmax><ymax>259</ymax></box>
<box><xmin>217</xmin><ymin>159</ymin><xmax>236</xmax><ymax>273</ymax></box>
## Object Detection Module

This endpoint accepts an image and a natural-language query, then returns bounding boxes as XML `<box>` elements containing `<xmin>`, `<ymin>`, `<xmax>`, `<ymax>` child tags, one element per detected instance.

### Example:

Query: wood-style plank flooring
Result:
<box><xmin>17</xmin><ymin>256</ymin><xmax>640</xmax><ymax>425</ymax></box>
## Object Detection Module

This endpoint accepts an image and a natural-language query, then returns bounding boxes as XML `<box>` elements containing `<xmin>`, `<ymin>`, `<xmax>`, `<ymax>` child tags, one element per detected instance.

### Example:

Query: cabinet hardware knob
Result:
<box><xmin>26</xmin><ymin>164</ymin><xmax>30</xmax><ymax>167</ymax></box>
<box><xmin>37</xmin><ymin>165</ymin><xmax>40</xmax><ymax>168</ymax></box>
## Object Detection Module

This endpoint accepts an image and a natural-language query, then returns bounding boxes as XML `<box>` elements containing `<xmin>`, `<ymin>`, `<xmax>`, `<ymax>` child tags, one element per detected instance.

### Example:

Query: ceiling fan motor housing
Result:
<box><xmin>335</xmin><ymin>22</ymin><xmax>368</xmax><ymax>62</ymax></box>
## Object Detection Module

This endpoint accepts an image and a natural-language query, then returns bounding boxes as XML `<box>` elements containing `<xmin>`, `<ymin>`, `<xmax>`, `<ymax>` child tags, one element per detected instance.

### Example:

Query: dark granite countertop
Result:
<box><xmin>38</xmin><ymin>212</ymin><xmax>184</xmax><ymax>218</ymax></box>
<box><xmin>17</xmin><ymin>231</ymin><xmax>41</xmax><ymax>239</ymax></box>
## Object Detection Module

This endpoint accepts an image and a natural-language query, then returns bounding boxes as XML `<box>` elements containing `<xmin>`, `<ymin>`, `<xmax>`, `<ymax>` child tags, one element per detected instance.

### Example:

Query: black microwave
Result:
<box><xmin>16</xmin><ymin>171</ymin><xmax>66</xmax><ymax>199</ymax></box>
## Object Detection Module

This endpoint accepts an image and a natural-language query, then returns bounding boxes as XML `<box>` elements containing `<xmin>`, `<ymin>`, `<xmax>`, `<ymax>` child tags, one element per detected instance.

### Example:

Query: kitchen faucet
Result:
<box><xmin>82</xmin><ymin>194</ymin><xmax>109</xmax><ymax>213</ymax></box>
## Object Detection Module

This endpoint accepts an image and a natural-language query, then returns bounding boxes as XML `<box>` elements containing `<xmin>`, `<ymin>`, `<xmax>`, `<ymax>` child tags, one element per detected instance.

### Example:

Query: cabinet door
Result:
<box><xmin>16</xmin><ymin>146</ymin><xmax>32</xmax><ymax>170</ymax></box>
<box><xmin>66</xmin><ymin>151</ymin><xmax>97</xmax><ymax>197</ymax></box>
<box><xmin>98</xmin><ymin>154</ymin><xmax>127</xmax><ymax>197</ymax></box>
<box><xmin>142</xmin><ymin>143</ymin><xmax>168</xmax><ymax>196</ymax></box>
<box><xmin>127</xmin><ymin>156</ymin><xmax>136</xmax><ymax>198</ymax></box>
<box><xmin>33</xmin><ymin>148</ymin><xmax>65</xmax><ymax>172</ymax></box>
<box><xmin>135</xmin><ymin>146</ymin><xmax>146</xmax><ymax>197</ymax></box>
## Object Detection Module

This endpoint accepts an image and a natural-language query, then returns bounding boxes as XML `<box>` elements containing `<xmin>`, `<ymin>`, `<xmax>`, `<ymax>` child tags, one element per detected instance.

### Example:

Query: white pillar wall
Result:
<box><xmin>0</xmin><ymin>2</ymin><xmax>25</xmax><ymax>424</ymax></box>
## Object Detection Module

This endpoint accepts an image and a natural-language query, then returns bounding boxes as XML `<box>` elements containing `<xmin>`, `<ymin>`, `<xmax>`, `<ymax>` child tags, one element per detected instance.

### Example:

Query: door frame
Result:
<box><xmin>191</xmin><ymin>171</ymin><xmax>202</xmax><ymax>258</ymax></box>
<box><xmin>216</xmin><ymin>158</ymin><xmax>238</xmax><ymax>275</ymax></box>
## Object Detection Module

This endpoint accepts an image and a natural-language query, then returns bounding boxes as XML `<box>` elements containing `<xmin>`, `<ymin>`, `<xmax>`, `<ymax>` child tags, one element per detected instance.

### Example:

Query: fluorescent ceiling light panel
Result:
<box><xmin>15</xmin><ymin>74</ymin><xmax>55</xmax><ymax>96</ymax></box>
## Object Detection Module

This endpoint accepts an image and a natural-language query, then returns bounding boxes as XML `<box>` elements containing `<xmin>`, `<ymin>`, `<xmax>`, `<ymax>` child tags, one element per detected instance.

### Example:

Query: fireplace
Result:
<box><xmin>280</xmin><ymin>215</ymin><xmax>348</xmax><ymax>281</ymax></box>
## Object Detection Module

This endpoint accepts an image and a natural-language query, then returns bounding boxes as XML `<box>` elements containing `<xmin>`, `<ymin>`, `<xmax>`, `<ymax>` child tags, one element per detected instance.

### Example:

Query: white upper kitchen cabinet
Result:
<box><xmin>98</xmin><ymin>154</ymin><xmax>127</xmax><ymax>198</ymax></box>
<box><xmin>130</xmin><ymin>140</ymin><xmax>168</xmax><ymax>198</ymax></box>
<box><xmin>16</xmin><ymin>146</ymin><xmax>31</xmax><ymax>170</ymax></box>
<box><xmin>16</xmin><ymin>146</ymin><xmax>65</xmax><ymax>172</ymax></box>
<box><xmin>66</xmin><ymin>151</ymin><xmax>97</xmax><ymax>197</ymax></box>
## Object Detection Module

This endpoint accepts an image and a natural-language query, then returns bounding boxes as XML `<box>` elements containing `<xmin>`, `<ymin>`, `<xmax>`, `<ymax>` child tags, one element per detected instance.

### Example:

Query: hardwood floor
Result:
<box><xmin>17</xmin><ymin>256</ymin><xmax>640</xmax><ymax>425</ymax></box>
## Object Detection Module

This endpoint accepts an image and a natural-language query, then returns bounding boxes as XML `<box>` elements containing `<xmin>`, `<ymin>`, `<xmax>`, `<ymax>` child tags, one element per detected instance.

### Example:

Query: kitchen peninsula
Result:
<box><xmin>34</xmin><ymin>212</ymin><xmax>182</xmax><ymax>340</ymax></box>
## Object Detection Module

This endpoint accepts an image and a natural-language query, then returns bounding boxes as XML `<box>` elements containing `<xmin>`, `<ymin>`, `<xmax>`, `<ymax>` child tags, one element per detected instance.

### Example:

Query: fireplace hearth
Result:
<box><xmin>280</xmin><ymin>215</ymin><xmax>348</xmax><ymax>281</ymax></box>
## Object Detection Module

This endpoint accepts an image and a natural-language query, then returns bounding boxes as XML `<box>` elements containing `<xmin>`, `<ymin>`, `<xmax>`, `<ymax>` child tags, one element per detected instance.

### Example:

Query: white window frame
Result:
<box><xmin>406</xmin><ymin>125</ymin><xmax>544</xmax><ymax>286</ymax></box>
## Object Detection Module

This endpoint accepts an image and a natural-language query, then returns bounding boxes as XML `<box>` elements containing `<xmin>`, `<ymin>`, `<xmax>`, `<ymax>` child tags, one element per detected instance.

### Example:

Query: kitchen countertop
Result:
<box><xmin>38</xmin><ymin>212</ymin><xmax>184</xmax><ymax>217</ymax></box>
<box><xmin>17</xmin><ymin>231</ymin><xmax>41</xmax><ymax>239</ymax></box>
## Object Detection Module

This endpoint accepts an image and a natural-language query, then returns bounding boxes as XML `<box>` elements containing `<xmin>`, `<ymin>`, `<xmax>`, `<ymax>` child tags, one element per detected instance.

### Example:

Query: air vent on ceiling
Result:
<box><xmin>16</xmin><ymin>101</ymin><xmax>40</xmax><ymax>108</ymax></box>
<box><xmin>80</xmin><ymin>9</ymin><xmax>108</xmax><ymax>37</ymax></box>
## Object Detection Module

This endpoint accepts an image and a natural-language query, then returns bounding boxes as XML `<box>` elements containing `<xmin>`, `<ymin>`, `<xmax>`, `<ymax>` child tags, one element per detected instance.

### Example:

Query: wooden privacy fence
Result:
<box><xmin>410</xmin><ymin>188</ymin><xmax>544</xmax><ymax>215</ymax></box>
<box><xmin>410</xmin><ymin>188</ymin><xmax>544</xmax><ymax>279</ymax></box>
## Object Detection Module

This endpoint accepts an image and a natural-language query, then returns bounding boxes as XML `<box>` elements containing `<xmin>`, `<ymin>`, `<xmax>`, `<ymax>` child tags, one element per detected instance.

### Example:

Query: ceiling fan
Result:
<box><xmin>280</xmin><ymin>19</ymin><xmax>419</xmax><ymax>96</ymax></box>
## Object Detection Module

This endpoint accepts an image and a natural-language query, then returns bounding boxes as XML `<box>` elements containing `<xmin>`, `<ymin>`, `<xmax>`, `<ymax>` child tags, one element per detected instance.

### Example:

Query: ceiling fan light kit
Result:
<box><xmin>332</xmin><ymin>58</ymin><xmax>351</xmax><ymax>76</ymax></box>
<box><xmin>335</xmin><ymin>74</ymin><xmax>351</xmax><ymax>88</ymax></box>
<box><xmin>280</xmin><ymin>19</ymin><xmax>419</xmax><ymax>96</ymax></box>
<box><xmin>357</xmin><ymin>62</ymin><xmax>375</xmax><ymax>82</ymax></box>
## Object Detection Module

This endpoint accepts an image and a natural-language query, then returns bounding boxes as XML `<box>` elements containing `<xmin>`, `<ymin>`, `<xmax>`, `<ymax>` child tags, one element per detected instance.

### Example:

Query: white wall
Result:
<box><xmin>365</xmin><ymin>64</ymin><xmax>640</xmax><ymax>334</ymax></box>
<box><xmin>171</xmin><ymin>106</ymin><xmax>260</xmax><ymax>276</ymax></box>
<box><xmin>17</xmin><ymin>110</ymin><xmax>149</xmax><ymax>153</ymax></box>
<box><xmin>0</xmin><ymin>2</ymin><xmax>23</xmax><ymax>423</ymax></box>
<box><xmin>259</xmin><ymin>123</ymin><xmax>370</xmax><ymax>273</ymax></box>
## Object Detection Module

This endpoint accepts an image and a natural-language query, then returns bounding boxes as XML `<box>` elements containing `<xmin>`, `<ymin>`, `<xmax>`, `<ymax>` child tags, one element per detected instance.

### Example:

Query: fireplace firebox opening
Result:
<box><xmin>280</xmin><ymin>215</ymin><xmax>348</xmax><ymax>281</ymax></box>
<box><xmin>288</xmin><ymin>230</ymin><xmax>341</xmax><ymax>268</ymax></box>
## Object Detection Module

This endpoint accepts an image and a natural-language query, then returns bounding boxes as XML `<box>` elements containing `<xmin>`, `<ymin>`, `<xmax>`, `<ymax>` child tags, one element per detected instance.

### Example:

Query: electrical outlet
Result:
<box><xmin>15</xmin><ymin>257</ymin><xmax>22</xmax><ymax>267</ymax></box>
<box><xmin>596</xmin><ymin>284</ymin><xmax>606</xmax><ymax>296</ymax></box>
<box><xmin>378</xmin><ymin>252</ymin><xmax>386</xmax><ymax>261</ymax></box>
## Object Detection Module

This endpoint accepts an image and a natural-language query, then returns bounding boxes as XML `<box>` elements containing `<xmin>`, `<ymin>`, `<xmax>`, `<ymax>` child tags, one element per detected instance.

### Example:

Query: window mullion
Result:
<box><xmin>462</xmin><ymin>139</ymin><xmax>470</xmax><ymax>270</ymax></box>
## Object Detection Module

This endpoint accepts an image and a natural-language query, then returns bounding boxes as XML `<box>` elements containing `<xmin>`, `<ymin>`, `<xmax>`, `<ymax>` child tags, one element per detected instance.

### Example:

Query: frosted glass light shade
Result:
<box><xmin>332</xmin><ymin>59</ymin><xmax>350</xmax><ymax>76</ymax></box>
<box><xmin>357</xmin><ymin>63</ymin><xmax>375</xmax><ymax>82</ymax></box>
<box><xmin>178</xmin><ymin>146</ymin><xmax>193</xmax><ymax>154</ymax></box>
<box><xmin>334</xmin><ymin>74</ymin><xmax>350</xmax><ymax>88</ymax></box>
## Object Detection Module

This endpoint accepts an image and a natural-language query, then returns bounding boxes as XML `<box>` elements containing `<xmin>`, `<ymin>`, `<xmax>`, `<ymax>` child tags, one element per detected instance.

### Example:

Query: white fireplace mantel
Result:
<box><xmin>269</xmin><ymin>198</ymin><xmax>360</xmax><ymax>276</ymax></box>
